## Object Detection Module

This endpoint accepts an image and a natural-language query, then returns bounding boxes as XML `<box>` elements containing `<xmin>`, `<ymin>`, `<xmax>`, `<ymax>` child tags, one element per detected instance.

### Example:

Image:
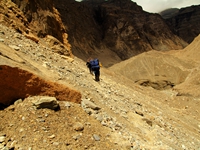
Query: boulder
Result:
<box><xmin>32</xmin><ymin>96</ymin><xmax>59</xmax><ymax>110</ymax></box>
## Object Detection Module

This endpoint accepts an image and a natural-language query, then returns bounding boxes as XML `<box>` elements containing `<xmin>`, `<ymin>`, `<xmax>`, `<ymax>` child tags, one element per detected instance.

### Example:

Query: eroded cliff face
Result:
<box><xmin>0</xmin><ymin>65</ymin><xmax>81</xmax><ymax>106</ymax></box>
<box><xmin>0</xmin><ymin>0</ymin><xmax>72</xmax><ymax>56</ymax></box>
<box><xmin>11</xmin><ymin>0</ymin><xmax>63</xmax><ymax>40</ymax></box>
<box><xmin>165</xmin><ymin>5</ymin><xmax>200</xmax><ymax>43</ymax></box>
<box><xmin>54</xmin><ymin>0</ymin><xmax>187</xmax><ymax>66</ymax></box>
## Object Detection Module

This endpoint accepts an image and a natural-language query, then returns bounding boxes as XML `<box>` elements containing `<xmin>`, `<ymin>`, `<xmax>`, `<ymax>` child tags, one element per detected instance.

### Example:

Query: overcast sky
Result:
<box><xmin>132</xmin><ymin>0</ymin><xmax>200</xmax><ymax>13</ymax></box>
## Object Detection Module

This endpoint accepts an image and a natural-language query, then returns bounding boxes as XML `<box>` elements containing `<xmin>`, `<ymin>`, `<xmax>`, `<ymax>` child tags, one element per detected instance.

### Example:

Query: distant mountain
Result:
<box><xmin>163</xmin><ymin>5</ymin><xmax>200</xmax><ymax>43</ymax></box>
<box><xmin>159</xmin><ymin>8</ymin><xmax>179</xmax><ymax>19</ymax></box>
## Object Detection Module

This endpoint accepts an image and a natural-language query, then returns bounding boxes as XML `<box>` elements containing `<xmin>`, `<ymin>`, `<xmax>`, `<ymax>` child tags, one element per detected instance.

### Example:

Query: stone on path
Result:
<box><xmin>73</xmin><ymin>122</ymin><xmax>84</xmax><ymax>131</ymax></box>
<box><xmin>82</xmin><ymin>99</ymin><xmax>101</xmax><ymax>110</ymax></box>
<box><xmin>32</xmin><ymin>96</ymin><xmax>59</xmax><ymax>110</ymax></box>
<box><xmin>93</xmin><ymin>134</ymin><xmax>100</xmax><ymax>141</ymax></box>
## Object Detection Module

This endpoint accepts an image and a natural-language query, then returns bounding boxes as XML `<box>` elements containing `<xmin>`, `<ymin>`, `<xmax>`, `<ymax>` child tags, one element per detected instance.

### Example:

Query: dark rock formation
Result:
<box><xmin>54</xmin><ymin>0</ymin><xmax>187</xmax><ymax>66</ymax></box>
<box><xmin>53</xmin><ymin>0</ymin><xmax>103</xmax><ymax>60</ymax></box>
<box><xmin>164</xmin><ymin>5</ymin><xmax>200</xmax><ymax>43</ymax></box>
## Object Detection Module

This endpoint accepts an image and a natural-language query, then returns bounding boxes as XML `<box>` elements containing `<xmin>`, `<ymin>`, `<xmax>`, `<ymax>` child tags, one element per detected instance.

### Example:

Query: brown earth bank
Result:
<box><xmin>0</xmin><ymin>65</ymin><xmax>81</xmax><ymax>106</ymax></box>
<box><xmin>0</xmin><ymin>42</ymin><xmax>81</xmax><ymax>106</ymax></box>
<box><xmin>0</xmin><ymin>22</ymin><xmax>200</xmax><ymax>149</ymax></box>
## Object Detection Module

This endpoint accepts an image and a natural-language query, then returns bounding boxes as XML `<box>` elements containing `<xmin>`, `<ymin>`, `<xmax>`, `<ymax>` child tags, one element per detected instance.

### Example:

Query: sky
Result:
<box><xmin>132</xmin><ymin>0</ymin><xmax>200</xmax><ymax>13</ymax></box>
<box><xmin>75</xmin><ymin>0</ymin><xmax>200</xmax><ymax>13</ymax></box>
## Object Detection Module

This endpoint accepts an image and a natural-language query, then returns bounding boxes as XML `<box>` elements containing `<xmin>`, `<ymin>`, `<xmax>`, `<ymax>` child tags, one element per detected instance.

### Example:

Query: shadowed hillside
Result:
<box><xmin>0</xmin><ymin>0</ymin><xmax>187</xmax><ymax>67</ymax></box>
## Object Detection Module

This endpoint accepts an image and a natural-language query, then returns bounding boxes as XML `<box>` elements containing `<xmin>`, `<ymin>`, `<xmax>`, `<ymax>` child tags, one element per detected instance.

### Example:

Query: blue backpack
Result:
<box><xmin>90</xmin><ymin>59</ymin><xmax>99</xmax><ymax>68</ymax></box>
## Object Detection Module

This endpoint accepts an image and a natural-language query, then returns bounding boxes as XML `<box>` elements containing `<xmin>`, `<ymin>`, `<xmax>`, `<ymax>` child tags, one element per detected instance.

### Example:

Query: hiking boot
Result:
<box><xmin>95</xmin><ymin>75</ymin><xmax>100</xmax><ymax>81</ymax></box>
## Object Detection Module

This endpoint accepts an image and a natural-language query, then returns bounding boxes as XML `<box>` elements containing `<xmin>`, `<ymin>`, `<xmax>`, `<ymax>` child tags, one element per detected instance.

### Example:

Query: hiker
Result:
<box><xmin>90</xmin><ymin>58</ymin><xmax>100</xmax><ymax>81</ymax></box>
<box><xmin>86</xmin><ymin>58</ymin><xmax>93</xmax><ymax>74</ymax></box>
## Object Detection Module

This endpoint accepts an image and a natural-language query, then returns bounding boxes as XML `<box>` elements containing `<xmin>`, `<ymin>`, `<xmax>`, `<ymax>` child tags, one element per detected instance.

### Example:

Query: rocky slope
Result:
<box><xmin>164</xmin><ymin>5</ymin><xmax>200</xmax><ymax>43</ymax></box>
<box><xmin>0</xmin><ymin>22</ymin><xmax>200</xmax><ymax>150</ymax></box>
